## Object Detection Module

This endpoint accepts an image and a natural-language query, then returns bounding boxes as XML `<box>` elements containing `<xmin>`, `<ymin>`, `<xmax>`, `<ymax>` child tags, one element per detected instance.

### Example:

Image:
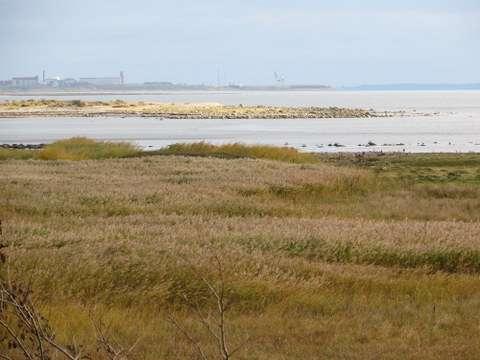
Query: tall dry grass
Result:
<box><xmin>1</xmin><ymin>153</ymin><xmax>480</xmax><ymax>358</ymax></box>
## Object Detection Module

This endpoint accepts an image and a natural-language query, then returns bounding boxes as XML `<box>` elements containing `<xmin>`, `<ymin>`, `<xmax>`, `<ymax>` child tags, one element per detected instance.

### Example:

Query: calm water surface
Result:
<box><xmin>1</xmin><ymin>90</ymin><xmax>479</xmax><ymax>153</ymax></box>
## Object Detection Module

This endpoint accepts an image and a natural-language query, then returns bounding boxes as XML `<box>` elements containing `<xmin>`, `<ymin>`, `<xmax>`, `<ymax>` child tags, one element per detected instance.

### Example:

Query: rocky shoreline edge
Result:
<box><xmin>0</xmin><ymin>109</ymin><xmax>378</xmax><ymax>119</ymax></box>
<box><xmin>0</xmin><ymin>143</ymin><xmax>45</xmax><ymax>149</ymax></box>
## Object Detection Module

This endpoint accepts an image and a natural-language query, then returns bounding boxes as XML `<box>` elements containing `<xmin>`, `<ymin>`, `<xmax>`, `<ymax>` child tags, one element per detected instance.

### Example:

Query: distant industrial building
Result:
<box><xmin>62</xmin><ymin>78</ymin><xmax>78</xmax><ymax>87</ymax></box>
<box><xmin>2</xmin><ymin>71</ymin><xmax>126</xmax><ymax>89</ymax></box>
<box><xmin>44</xmin><ymin>77</ymin><xmax>61</xmax><ymax>87</ymax></box>
<box><xmin>11</xmin><ymin>76</ymin><xmax>39</xmax><ymax>88</ymax></box>
<box><xmin>79</xmin><ymin>72</ymin><xmax>124</xmax><ymax>86</ymax></box>
<box><xmin>79</xmin><ymin>77</ymin><xmax>121</xmax><ymax>85</ymax></box>
<box><xmin>44</xmin><ymin>77</ymin><xmax>78</xmax><ymax>88</ymax></box>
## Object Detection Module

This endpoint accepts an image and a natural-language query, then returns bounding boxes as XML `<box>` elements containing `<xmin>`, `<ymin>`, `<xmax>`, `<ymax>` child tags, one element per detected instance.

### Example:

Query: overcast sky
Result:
<box><xmin>1</xmin><ymin>0</ymin><xmax>479</xmax><ymax>85</ymax></box>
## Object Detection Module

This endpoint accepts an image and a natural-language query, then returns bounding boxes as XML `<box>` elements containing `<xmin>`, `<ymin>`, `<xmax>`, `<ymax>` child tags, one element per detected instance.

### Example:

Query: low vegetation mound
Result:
<box><xmin>155</xmin><ymin>142</ymin><xmax>317</xmax><ymax>163</ymax></box>
<box><xmin>38</xmin><ymin>137</ymin><xmax>140</xmax><ymax>160</ymax></box>
<box><xmin>1</xmin><ymin>139</ymin><xmax>314</xmax><ymax>163</ymax></box>
<box><xmin>0</xmin><ymin>137</ymin><xmax>140</xmax><ymax>161</ymax></box>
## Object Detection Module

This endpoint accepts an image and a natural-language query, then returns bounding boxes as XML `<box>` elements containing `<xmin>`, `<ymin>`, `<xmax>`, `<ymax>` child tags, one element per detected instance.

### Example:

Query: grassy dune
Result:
<box><xmin>1</xmin><ymin>144</ymin><xmax>480</xmax><ymax>358</ymax></box>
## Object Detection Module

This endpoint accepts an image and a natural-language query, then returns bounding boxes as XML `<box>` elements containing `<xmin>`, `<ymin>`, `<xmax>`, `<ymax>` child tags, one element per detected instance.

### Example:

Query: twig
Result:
<box><xmin>167</xmin><ymin>314</ymin><xmax>209</xmax><ymax>360</ymax></box>
<box><xmin>0</xmin><ymin>318</ymin><xmax>34</xmax><ymax>360</ymax></box>
<box><xmin>170</xmin><ymin>253</ymin><xmax>249</xmax><ymax>360</ymax></box>
<box><xmin>92</xmin><ymin>314</ymin><xmax>139</xmax><ymax>360</ymax></box>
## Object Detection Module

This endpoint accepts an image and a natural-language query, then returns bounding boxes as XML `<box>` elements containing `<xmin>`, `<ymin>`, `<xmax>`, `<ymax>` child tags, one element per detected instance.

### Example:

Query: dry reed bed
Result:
<box><xmin>1</xmin><ymin>155</ymin><xmax>480</xmax><ymax>358</ymax></box>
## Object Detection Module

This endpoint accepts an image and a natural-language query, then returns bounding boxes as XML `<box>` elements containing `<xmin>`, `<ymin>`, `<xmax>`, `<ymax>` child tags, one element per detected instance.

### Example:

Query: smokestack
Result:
<box><xmin>42</xmin><ymin>70</ymin><xmax>45</xmax><ymax>83</ymax></box>
<box><xmin>120</xmin><ymin>71</ymin><xmax>124</xmax><ymax>85</ymax></box>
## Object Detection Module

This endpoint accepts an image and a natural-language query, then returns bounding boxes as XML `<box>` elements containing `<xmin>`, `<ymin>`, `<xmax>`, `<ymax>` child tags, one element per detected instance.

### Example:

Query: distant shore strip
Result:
<box><xmin>0</xmin><ymin>99</ymin><xmax>388</xmax><ymax>119</ymax></box>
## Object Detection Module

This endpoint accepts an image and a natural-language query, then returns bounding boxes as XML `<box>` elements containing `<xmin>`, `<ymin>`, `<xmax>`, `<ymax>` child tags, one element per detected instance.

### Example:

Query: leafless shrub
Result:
<box><xmin>91</xmin><ymin>313</ymin><xmax>139</xmax><ymax>360</ymax></box>
<box><xmin>0</xmin><ymin>280</ymin><xmax>85</xmax><ymax>360</ymax></box>
<box><xmin>168</xmin><ymin>255</ymin><xmax>251</xmax><ymax>360</ymax></box>
<box><xmin>0</xmin><ymin>222</ymin><xmax>136</xmax><ymax>360</ymax></box>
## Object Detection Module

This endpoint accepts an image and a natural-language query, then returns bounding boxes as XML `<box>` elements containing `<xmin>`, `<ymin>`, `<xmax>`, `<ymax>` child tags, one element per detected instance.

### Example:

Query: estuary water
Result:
<box><xmin>1</xmin><ymin>90</ymin><xmax>479</xmax><ymax>153</ymax></box>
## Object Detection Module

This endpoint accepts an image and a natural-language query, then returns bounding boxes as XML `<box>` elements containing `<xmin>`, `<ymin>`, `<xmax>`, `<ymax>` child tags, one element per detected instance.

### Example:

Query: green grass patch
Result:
<box><xmin>275</xmin><ymin>238</ymin><xmax>480</xmax><ymax>274</ymax></box>
<box><xmin>153</xmin><ymin>142</ymin><xmax>317</xmax><ymax>163</ymax></box>
<box><xmin>268</xmin><ymin>176</ymin><xmax>381</xmax><ymax>199</ymax></box>
<box><xmin>415</xmin><ymin>184</ymin><xmax>480</xmax><ymax>199</ymax></box>
<box><xmin>238</xmin><ymin>174</ymin><xmax>387</xmax><ymax>203</ymax></box>
<box><xmin>319</xmin><ymin>153</ymin><xmax>480</xmax><ymax>184</ymax></box>
<box><xmin>0</xmin><ymin>138</ymin><xmax>141</xmax><ymax>161</ymax></box>
<box><xmin>0</xmin><ymin>148</ymin><xmax>36</xmax><ymax>160</ymax></box>
<box><xmin>38</xmin><ymin>137</ymin><xmax>140</xmax><ymax>160</ymax></box>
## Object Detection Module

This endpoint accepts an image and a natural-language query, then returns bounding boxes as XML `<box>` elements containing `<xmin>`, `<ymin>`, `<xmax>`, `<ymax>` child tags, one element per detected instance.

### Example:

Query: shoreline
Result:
<box><xmin>2</xmin><ymin>142</ymin><xmax>478</xmax><ymax>154</ymax></box>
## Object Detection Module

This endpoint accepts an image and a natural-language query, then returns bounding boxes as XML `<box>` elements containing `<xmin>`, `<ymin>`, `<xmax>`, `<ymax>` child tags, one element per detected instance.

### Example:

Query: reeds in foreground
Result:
<box><xmin>1</xmin><ymin>148</ymin><xmax>480</xmax><ymax>358</ymax></box>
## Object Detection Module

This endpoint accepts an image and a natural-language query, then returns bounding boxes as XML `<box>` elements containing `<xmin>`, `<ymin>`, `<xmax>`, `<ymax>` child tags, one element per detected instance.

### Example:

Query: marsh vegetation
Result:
<box><xmin>0</xmin><ymin>137</ymin><xmax>140</xmax><ymax>161</ymax></box>
<box><xmin>1</xmin><ymin>140</ymin><xmax>480</xmax><ymax>358</ymax></box>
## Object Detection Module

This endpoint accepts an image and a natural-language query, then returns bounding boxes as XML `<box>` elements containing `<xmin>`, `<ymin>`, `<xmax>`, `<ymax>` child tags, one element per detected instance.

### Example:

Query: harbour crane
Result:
<box><xmin>274</xmin><ymin>72</ymin><xmax>286</xmax><ymax>86</ymax></box>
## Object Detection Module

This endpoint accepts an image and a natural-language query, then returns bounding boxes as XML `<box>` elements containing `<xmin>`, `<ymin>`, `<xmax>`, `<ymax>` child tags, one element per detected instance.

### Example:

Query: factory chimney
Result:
<box><xmin>120</xmin><ymin>71</ymin><xmax>124</xmax><ymax>85</ymax></box>
<box><xmin>42</xmin><ymin>70</ymin><xmax>46</xmax><ymax>83</ymax></box>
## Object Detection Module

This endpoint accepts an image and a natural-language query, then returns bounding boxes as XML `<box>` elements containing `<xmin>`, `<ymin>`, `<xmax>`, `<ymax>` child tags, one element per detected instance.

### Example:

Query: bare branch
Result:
<box><xmin>171</xmin><ymin>252</ymin><xmax>249</xmax><ymax>360</ymax></box>
<box><xmin>183</xmin><ymin>294</ymin><xmax>221</xmax><ymax>345</ymax></box>
<box><xmin>0</xmin><ymin>281</ymin><xmax>83</xmax><ymax>360</ymax></box>
<box><xmin>92</xmin><ymin>313</ymin><xmax>139</xmax><ymax>360</ymax></box>
<box><xmin>167</xmin><ymin>314</ymin><xmax>209</xmax><ymax>360</ymax></box>
<box><xmin>229</xmin><ymin>334</ymin><xmax>253</xmax><ymax>357</ymax></box>
<box><xmin>0</xmin><ymin>318</ymin><xmax>35</xmax><ymax>360</ymax></box>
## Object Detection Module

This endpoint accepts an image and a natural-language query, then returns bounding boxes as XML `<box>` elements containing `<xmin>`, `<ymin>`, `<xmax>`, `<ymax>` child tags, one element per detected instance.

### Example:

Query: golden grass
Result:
<box><xmin>1</xmin><ymin>153</ymin><xmax>480</xmax><ymax>358</ymax></box>
<box><xmin>155</xmin><ymin>142</ymin><xmax>317</xmax><ymax>163</ymax></box>
<box><xmin>38</xmin><ymin>137</ymin><xmax>140</xmax><ymax>160</ymax></box>
<box><xmin>0</xmin><ymin>140</ymin><xmax>314</xmax><ymax>163</ymax></box>
<box><xmin>0</xmin><ymin>138</ymin><xmax>140</xmax><ymax>161</ymax></box>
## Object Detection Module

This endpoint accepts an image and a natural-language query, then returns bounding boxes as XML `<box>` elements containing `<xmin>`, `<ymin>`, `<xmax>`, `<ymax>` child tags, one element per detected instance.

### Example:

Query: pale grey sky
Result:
<box><xmin>1</xmin><ymin>0</ymin><xmax>479</xmax><ymax>85</ymax></box>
